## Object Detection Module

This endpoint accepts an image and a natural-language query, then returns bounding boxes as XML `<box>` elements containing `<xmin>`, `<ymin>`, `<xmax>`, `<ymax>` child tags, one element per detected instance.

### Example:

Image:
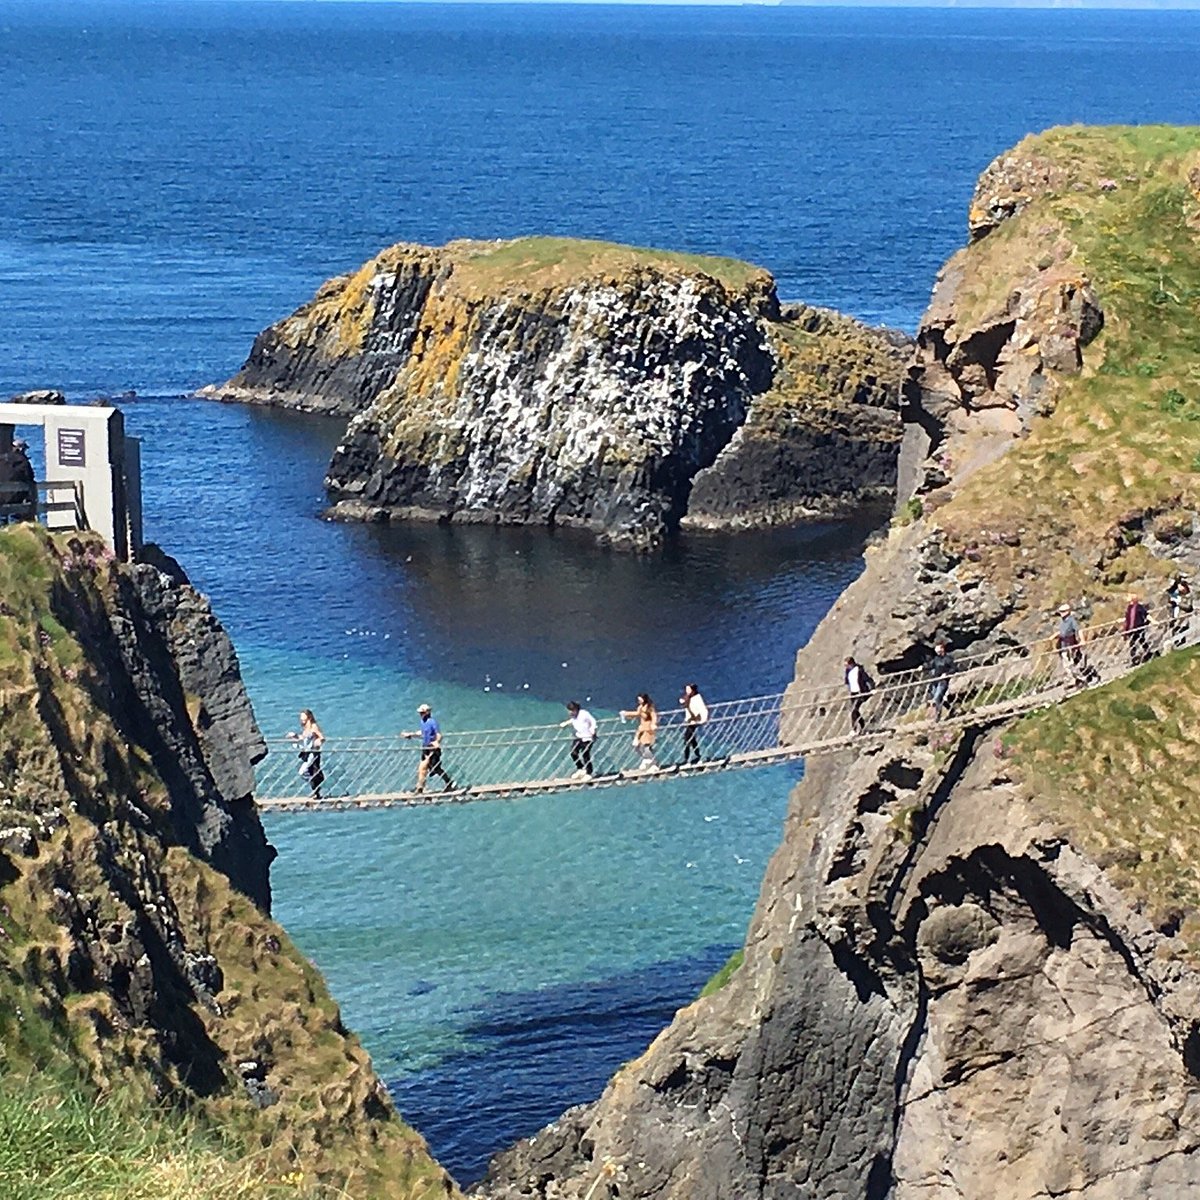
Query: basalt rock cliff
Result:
<box><xmin>0</xmin><ymin>525</ymin><xmax>453</xmax><ymax>1198</ymax></box>
<box><xmin>206</xmin><ymin>238</ymin><xmax>907</xmax><ymax>549</ymax></box>
<box><xmin>475</xmin><ymin>126</ymin><xmax>1200</xmax><ymax>1199</ymax></box>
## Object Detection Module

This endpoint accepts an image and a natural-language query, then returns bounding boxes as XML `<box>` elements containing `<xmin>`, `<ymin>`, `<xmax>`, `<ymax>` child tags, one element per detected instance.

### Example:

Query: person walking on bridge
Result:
<box><xmin>1123</xmin><ymin>593</ymin><xmax>1151</xmax><ymax>667</ymax></box>
<box><xmin>1056</xmin><ymin>603</ymin><xmax>1091</xmax><ymax>686</ymax></box>
<box><xmin>401</xmin><ymin>703</ymin><xmax>455</xmax><ymax>793</ymax></box>
<box><xmin>287</xmin><ymin>709</ymin><xmax>325</xmax><ymax>800</ymax></box>
<box><xmin>844</xmin><ymin>657</ymin><xmax>873</xmax><ymax>734</ymax></box>
<box><xmin>925</xmin><ymin>642</ymin><xmax>955</xmax><ymax>722</ymax></box>
<box><xmin>679</xmin><ymin>682</ymin><xmax>709</xmax><ymax>764</ymax></box>
<box><xmin>1167</xmin><ymin>574</ymin><xmax>1194</xmax><ymax>648</ymax></box>
<box><xmin>561</xmin><ymin>701</ymin><xmax>597</xmax><ymax>779</ymax></box>
<box><xmin>620</xmin><ymin>693</ymin><xmax>659</xmax><ymax>771</ymax></box>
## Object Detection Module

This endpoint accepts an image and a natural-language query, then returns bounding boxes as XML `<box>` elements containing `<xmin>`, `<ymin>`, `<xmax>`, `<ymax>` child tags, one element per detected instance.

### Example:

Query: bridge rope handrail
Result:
<box><xmin>253</xmin><ymin>612</ymin><xmax>1188</xmax><ymax>809</ymax></box>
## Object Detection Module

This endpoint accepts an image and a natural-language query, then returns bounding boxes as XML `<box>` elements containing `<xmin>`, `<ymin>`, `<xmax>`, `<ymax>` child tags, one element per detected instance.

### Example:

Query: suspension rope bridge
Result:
<box><xmin>253</xmin><ymin>614</ymin><xmax>1193</xmax><ymax>813</ymax></box>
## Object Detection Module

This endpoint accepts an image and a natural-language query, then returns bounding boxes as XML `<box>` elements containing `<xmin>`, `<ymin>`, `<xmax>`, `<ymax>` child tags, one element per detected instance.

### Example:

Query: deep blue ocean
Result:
<box><xmin>2</xmin><ymin>0</ymin><xmax>1198</xmax><ymax>1183</ymax></box>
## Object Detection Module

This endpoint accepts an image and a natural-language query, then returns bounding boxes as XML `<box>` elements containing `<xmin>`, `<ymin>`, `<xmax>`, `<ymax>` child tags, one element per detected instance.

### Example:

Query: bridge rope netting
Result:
<box><xmin>253</xmin><ymin>614</ymin><xmax>1193</xmax><ymax>812</ymax></box>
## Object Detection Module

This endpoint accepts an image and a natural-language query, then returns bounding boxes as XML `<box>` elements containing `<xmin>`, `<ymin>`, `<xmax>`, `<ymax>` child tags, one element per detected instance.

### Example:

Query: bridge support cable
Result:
<box><xmin>253</xmin><ymin>615</ymin><xmax>1191</xmax><ymax>813</ymax></box>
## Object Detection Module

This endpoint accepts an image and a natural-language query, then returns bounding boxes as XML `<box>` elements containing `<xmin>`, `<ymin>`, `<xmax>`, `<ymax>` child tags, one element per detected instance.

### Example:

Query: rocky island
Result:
<box><xmin>474</xmin><ymin>126</ymin><xmax>1200</xmax><ymax>1198</ymax></box>
<box><xmin>206</xmin><ymin>238</ymin><xmax>908</xmax><ymax>549</ymax></box>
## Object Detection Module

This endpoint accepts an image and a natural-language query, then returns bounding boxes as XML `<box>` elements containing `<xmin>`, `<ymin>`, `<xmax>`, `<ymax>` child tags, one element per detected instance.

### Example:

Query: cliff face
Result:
<box><xmin>207</xmin><ymin>238</ymin><xmax>906</xmax><ymax>549</ymax></box>
<box><xmin>476</xmin><ymin>126</ymin><xmax>1200</xmax><ymax>1199</ymax></box>
<box><xmin>0</xmin><ymin>526</ymin><xmax>453</xmax><ymax>1198</ymax></box>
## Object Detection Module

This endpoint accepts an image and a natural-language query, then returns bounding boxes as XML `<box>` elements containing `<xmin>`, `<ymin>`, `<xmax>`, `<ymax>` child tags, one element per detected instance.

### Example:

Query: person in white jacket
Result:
<box><xmin>680</xmin><ymin>682</ymin><xmax>709</xmax><ymax>764</ymax></box>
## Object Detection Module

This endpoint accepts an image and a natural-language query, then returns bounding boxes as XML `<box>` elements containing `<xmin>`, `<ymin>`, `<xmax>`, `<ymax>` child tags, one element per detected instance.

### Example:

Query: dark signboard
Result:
<box><xmin>57</xmin><ymin>428</ymin><xmax>86</xmax><ymax>468</ymax></box>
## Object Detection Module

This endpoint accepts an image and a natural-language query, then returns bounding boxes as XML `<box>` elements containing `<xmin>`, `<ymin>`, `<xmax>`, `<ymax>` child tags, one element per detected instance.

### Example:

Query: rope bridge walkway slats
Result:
<box><xmin>253</xmin><ymin>614</ymin><xmax>1193</xmax><ymax>814</ymax></box>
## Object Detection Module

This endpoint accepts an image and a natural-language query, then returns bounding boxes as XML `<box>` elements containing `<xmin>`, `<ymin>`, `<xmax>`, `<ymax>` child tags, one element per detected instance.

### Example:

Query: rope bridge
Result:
<box><xmin>254</xmin><ymin>614</ymin><xmax>1191</xmax><ymax>813</ymax></box>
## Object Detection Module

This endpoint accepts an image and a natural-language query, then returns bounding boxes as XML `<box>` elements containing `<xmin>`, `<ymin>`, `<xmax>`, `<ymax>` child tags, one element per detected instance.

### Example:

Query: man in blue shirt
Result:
<box><xmin>402</xmin><ymin>703</ymin><xmax>455</xmax><ymax>793</ymax></box>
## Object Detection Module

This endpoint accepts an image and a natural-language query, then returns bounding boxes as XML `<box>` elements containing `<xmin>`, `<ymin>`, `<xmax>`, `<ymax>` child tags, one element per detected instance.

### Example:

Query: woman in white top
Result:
<box><xmin>679</xmin><ymin>682</ymin><xmax>709</xmax><ymax>764</ymax></box>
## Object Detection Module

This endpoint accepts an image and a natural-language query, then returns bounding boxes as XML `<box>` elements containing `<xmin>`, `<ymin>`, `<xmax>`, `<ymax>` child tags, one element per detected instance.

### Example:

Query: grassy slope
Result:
<box><xmin>931</xmin><ymin>126</ymin><xmax>1200</xmax><ymax>943</ymax></box>
<box><xmin>1007</xmin><ymin>648</ymin><xmax>1200</xmax><ymax>946</ymax></box>
<box><xmin>285</xmin><ymin>236</ymin><xmax>771</xmax><ymax>357</ymax></box>
<box><xmin>940</xmin><ymin>125</ymin><xmax>1200</xmax><ymax>621</ymax></box>
<box><xmin>0</xmin><ymin>525</ymin><xmax>452</xmax><ymax>1199</ymax></box>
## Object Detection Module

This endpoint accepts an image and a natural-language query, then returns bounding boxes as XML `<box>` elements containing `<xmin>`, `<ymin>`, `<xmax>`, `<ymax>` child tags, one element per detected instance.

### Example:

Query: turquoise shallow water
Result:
<box><xmin>5</xmin><ymin>0</ymin><xmax>1200</xmax><ymax>1182</ymax></box>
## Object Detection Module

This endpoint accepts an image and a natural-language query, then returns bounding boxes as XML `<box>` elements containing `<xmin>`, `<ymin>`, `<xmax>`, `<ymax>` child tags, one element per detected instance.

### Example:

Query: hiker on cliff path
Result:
<box><xmin>401</xmin><ymin>703</ymin><xmax>455</xmax><ymax>793</ymax></box>
<box><xmin>925</xmin><ymin>642</ymin><xmax>955</xmax><ymax>721</ymax></box>
<box><xmin>561</xmin><ymin>701</ymin><xmax>597</xmax><ymax>779</ymax></box>
<box><xmin>679</xmin><ymin>682</ymin><xmax>709</xmax><ymax>765</ymax></box>
<box><xmin>844</xmin><ymin>657</ymin><xmax>873</xmax><ymax>734</ymax></box>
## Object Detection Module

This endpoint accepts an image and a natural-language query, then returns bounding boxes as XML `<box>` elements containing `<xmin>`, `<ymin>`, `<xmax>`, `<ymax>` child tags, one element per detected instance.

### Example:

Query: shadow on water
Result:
<box><xmin>387</xmin><ymin>943</ymin><xmax>734</xmax><ymax>1187</ymax></box>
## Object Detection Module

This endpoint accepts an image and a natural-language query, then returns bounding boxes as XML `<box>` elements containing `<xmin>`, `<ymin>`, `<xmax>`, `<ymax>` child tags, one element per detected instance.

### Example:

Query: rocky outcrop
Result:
<box><xmin>476</xmin><ymin>127</ymin><xmax>1200</xmax><ymax>1199</ymax></box>
<box><xmin>0</xmin><ymin>525</ymin><xmax>454</xmax><ymax>1198</ymax></box>
<box><xmin>685</xmin><ymin>304</ymin><xmax>910</xmax><ymax>530</ymax></box>
<box><xmin>206</xmin><ymin>238</ymin><xmax>906</xmax><ymax>549</ymax></box>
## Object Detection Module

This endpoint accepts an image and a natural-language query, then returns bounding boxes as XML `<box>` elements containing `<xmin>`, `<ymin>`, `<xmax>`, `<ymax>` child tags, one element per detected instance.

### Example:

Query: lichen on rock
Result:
<box><xmin>206</xmin><ymin>237</ymin><xmax>907</xmax><ymax>550</ymax></box>
<box><xmin>0</xmin><ymin>524</ymin><xmax>454</xmax><ymax>1198</ymax></box>
<box><xmin>474</xmin><ymin>125</ymin><xmax>1200</xmax><ymax>1200</ymax></box>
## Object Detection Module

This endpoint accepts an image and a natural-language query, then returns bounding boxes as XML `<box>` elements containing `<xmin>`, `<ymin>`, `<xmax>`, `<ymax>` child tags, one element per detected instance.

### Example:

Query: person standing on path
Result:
<box><xmin>288</xmin><ymin>709</ymin><xmax>325</xmax><ymax>799</ymax></box>
<box><xmin>844</xmin><ymin>657</ymin><xmax>873</xmax><ymax>734</ymax></box>
<box><xmin>401</xmin><ymin>703</ymin><xmax>455</xmax><ymax>793</ymax></box>
<box><xmin>1123</xmin><ymin>593</ymin><xmax>1150</xmax><ymax>666</ymax></box>
<box><xmin>561</xmin><ymin>701</ymin><xmax>597</xmax><ymax>779</ymax></box>
<box><xmin>620</xmin><ymin>693</ymin><xmax>659</xmax><ymax>771</ymax></box>
<box><xmin>925</xmin><ymin>642</ymin><xmax>955</xmax><ymax>722</ymax></box>
<box><xmin>679</xmin><ymin>682</ymin><xmax>709</xmax><ymax>764</ymax></box>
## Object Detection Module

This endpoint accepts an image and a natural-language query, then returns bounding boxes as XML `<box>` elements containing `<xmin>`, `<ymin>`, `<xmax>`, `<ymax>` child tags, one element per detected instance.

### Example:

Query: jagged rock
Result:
<box><xmin>0</xmin><ymin>525</ymin><xmax>455</xmax><ymax>1198</ymax></box>
<box><xmin>8</xmin><ymin>389</ymin><xmax>66</xmax><ymax>405</ymax></box>
<box><xmin>206</xmin><ymin>238</ymin><xmax>906</xmax><ymax>550</ymax></box>
<box><xmin>476</xmin><ymin>128</ymin><xmax>1200</xmax><ymax>1200</ymax></box>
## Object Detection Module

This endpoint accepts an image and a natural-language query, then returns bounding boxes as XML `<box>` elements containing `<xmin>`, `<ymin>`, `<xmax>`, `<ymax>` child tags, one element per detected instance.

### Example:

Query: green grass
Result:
<box><xmin>936</xmin><ymin>125</ymin><xmax>1200</xmax><ymax>615</ymax></box>
<box><xmin>0</xmin><ymin>1073</ymin><xmax>318</xmax><ymax>1200</ymax></box>
<box><xmin>452</xmin><ymin>236</ymin><xmax>768</xmax><ymax>295</ymax></box>
<box><xmin>699</xmin><ymin>949</ymin><xmax>744</xmax><ymax>998</ymax></box>
<box><xmin>1006</xmin><ymin>646</ymin><xmax>1200</xmax><ymax>948</ymax></box>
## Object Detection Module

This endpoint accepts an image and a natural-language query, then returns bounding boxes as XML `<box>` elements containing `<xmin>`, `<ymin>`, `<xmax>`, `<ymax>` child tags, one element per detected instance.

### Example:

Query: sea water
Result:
<box><xmin>2</xmin><ymin>1</ymin><xmax>1198</xmax><ymax>1181</ymax></box>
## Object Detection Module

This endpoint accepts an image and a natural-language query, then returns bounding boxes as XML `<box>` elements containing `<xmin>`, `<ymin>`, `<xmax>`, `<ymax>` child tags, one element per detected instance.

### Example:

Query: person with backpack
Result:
<box><xmin>844</xmin><ymin>656</ymin><xmax>874</xmax><ymax>734</ymax></box>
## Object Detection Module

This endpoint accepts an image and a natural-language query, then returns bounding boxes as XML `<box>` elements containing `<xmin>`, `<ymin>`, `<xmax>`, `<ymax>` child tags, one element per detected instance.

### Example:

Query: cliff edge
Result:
<box><xmin>0</xmin><ymin>526</ymin><xmax>454</xmax><ymax>1198</ymax></box>
<box><xmin>205</xmin><ymin>237</ymin><xmax>907</xmax><ymax>549</ymax></box>
<box><xmin>475</xmin><ymin>126</ymin><xmax>1200</xmax><ymax>1199</ymax></box>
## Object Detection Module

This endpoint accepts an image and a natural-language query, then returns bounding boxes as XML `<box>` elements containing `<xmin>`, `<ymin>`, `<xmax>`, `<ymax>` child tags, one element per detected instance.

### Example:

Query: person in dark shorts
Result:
<box><xmin>402</xmin><ymin>703</ymin><xmax>455</xmax><ymax>793</ymax></box>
